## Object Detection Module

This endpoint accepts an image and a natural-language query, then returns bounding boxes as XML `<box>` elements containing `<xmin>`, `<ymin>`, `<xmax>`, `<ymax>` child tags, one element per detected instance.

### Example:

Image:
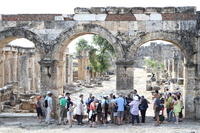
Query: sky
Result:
<box><xmin>3</xmin><ymin>0</ymin><xmax>200</xmax><ymax>52</ymax></box>
<box><xmin>0</xmin><ymin>0</ymin><xmax>199</xmax><ymax>14</ymax></box>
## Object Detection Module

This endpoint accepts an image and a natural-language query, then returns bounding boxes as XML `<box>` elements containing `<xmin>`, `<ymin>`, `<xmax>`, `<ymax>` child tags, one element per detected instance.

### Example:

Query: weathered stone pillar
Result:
<box><xmin>4</xmin><ymin>51</ymin><xmax>11</xmax><ymax>85</ymax></box>
<box><xmin>66</xmin><ymin>54</ymin><xmax>73</xmax><ymax>84</ymax></box>
<box><xmin>18</xmin><ymin>53</ymin><xmax>29</xmax><ymax>93</ymax></box>
<box><xmin>172</xmin><ymin>58</ymin><xmax>178</xmax><ymax>79</ymax></box>
<box><xmin>78</xmin><ymin>50</ymin><xmax>89</xmax><ymax>81</ymax></box>
<box><xmin>39</xmin><ymin>59</ymin><xmax>63</xmax><ymax>96</ymax></box>
<box><xmin>12</xmin><ymin>51</ymin><xmax>18</xmax><ymax>82</ymax></box>
<box><xmin>183</xmin><ymin>61</ymin><xmax>196</xmax><ymax>119</ymax></box>
<box><xmin>116</xmin><ymin>60</ymin><xmax>134</xmax><ymax>94</ymax></box>
<box><xmin>0</xmin><ymin>49</ymin><xmax>5</xmax><ymax>87</ymax></box>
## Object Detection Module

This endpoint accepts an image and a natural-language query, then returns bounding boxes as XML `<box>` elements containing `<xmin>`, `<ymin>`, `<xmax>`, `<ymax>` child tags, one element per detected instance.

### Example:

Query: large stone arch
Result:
<box><xmin>0</xmin><ymin>27</ymin><xmax>44</xmax><ymax>55</ymax></box>
<box><xmin>51</xmin><ymin>23</ymin><xmax>124</xmax><ymax>60</ymax></box>
<box><xmin>127</xmin><ymin>31</ymin><xmax>198</xmax><ymax>119</ymax></box>
<box><xmin>128</xmin><ymin>31</ymin><xmax>196</xmax><ymax>61</ymax></box>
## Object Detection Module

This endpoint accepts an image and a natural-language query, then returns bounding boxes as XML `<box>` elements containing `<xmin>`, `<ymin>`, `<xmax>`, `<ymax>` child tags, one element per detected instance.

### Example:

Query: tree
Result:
<box><xmin>75</xmin><ymin>35</ymin><xmax>115</xmax><ymax>77</ymax></box>
<box><xmin>144</xmin><ymin>58</ymin><xmax>164</xmax><ymax>80</ymax></box>
<box><xmin>75</xmin><ymin>39</ymin><xmax>90</xmax><ymax>56</ymax></box>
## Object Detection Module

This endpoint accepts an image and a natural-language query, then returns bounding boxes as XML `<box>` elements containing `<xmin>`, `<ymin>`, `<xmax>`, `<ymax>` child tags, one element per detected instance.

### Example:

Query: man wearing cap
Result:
<box><xmin>59</xmin><ymin>95</ymin><xmax>67</xmax><ymax>125</ymax></box>
<box><xmin>45</xmin><ymin>91</ymin><xmax>53</xmax><ymax>124</ymax></box>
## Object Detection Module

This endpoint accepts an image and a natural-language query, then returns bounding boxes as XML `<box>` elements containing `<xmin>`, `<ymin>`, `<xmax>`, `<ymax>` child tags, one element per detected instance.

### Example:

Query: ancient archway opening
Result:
<box><xmin>133</xmin><ymin>40</ymin><xmax>185</xmax><ymax>116</ymax></box>
<box><xmin>0</xmin><ymin>38</ymin><xmax>41</xmax><ymax>113</ymax></box>
<box><xmin>63</xmin><ymin>34</ymin><xmax>117</xmax><ymax>97</ymax></box>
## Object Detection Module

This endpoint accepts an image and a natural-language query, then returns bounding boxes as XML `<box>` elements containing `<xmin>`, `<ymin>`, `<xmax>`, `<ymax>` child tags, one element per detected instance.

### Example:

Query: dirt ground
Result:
<box><xmin>0</xmin><ymin>68</ymin><xmax>199</xmax><ymax>133</ymax></box>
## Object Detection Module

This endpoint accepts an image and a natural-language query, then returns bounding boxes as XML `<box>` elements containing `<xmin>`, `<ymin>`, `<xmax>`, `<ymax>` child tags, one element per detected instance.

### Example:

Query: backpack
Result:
<box><xmin>97</xmin><ymin>103</ymin><xmax>102</xmax><ymax>113</ymax></box>
<box><xmin>104</xmin><ymin>101</ymin><xmax>109</xmax><ymax>111</ymax></box>
<box><xmin>44</xmin><ymin>99</ymin><xmax>48</xmax><ymax>108</ymax></box>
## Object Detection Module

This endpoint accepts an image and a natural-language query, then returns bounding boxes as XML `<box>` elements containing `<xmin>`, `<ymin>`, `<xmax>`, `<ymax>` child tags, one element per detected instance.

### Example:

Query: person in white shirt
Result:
<box><xmin>75</xmin><ymin>94</ymin><xmax>84</xmax><ymax>125</ymax></box>
<box><xmin>45</xmin><ymin>91</ymin><xmax>53</xmax><ymax>124</ymax></box>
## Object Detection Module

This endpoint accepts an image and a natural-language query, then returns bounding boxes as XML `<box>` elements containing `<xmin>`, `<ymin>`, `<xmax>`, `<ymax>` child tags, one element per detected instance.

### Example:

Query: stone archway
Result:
<box><xmin>0</xmin><ymin>27</ymin><xmax>44</xmax><ymax>55</ymax></box>
<box><xmin>127</xmin><ymin>31</ymin><xmax>197</xmax><ymax>119</ymax></box>
<box><xmin>0</xmin><ymin>27</ymin><xmax>44</xmax><ymax>93</ymax></box>
<box><xmin>44</xmin><ymin>23</ymin><xmax>124</xmax><ymax>95</ymax></box>
<box><xmin>52</xmin><ymin>23</ymin><xmax>124</xmax><ymax>60</ymax></box>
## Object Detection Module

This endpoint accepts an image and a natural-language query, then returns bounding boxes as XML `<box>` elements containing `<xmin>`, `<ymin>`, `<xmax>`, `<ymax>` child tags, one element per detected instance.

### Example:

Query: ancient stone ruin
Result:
<box><xmin>0</xmin><ymin>6</ymin><xmax>200</xmax><ymax>119</ymax></box>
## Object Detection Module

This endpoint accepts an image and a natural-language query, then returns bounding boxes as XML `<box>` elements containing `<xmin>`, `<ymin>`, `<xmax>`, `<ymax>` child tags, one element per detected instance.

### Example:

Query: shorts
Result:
<box><xmin>113</xmin><ymin>112</ymin><xmax>118</xmax><ymax>117</ymax></box>
<box><xmin>67</xmin><ymin>111</ymin><xmax>73</xmax><ymax>120</ymax></box>
<box><xmin>117</xmin><ymin>111</ymin><xmax>124</xmax><ymax>118</ymax></box>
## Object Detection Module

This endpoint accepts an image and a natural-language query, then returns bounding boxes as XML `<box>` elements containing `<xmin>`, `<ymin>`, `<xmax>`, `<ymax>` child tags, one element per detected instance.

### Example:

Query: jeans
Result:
<box><xmin>140</xmin><ymin>110</ymin><xmax>147</xmax><ymax>123</ymax></box>
<box><xmin>131</xmin><ymin>115</ymin><xmax>139</xmax><ymax>124</ymax></box>
<box><xmin>168</xmin><ymin>110</ymin><xmax>175</xmax><ymax>122</ymax></box>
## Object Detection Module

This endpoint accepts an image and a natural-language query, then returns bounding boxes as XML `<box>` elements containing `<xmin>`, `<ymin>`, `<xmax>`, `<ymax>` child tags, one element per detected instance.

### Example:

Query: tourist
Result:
<box><xmin>112</xmin><ymin>95</ymin><xmax>118</xmax><ymax>124</ymax></box>
<box><xmin>102</xmin><ymin>96</ymin><xmax>109</xmax><ymax>124</ymax></box>
<box><xmin>139</xmin><ymin>96</ymin><xmax>149</xmax><ymax>123</ymax></box>
<box><xmin>115</xmin><ymin>94</ymin><xmax>126</xmax><ymax>125</ymax></box>
<box><xmin>96</xmin><ymin>100</ymin><xmax>103</xmax><ymax>124</ymax></box>
<box><xmin>108</xmin><ymin>93</ymin><xmax>114</xmax><ymax>123</ymax></box>
<box><xmin>89</xmin><ymin>98</ymin><xmax>97</xmax><ymax>127</ymax></box>
<box><xmin>45</xmin><ymin>91</ymin><xmax>53</xmax><ymax>125</ymax></box>
<box><xmin>35</xmin><ymin>96</ymin><xmax>44</xmax><ymax>122</ymax></box>
<box><xmin>58</xmin><ymin>95</ymin><xmax>67</xmax><ymax>125</ymax></box>
<box><xmin>165</xmin><ymin>93</ymin><xmax>173</xmax><ymax>122</ymax></box>
<box><xmin>173</xmin><ymin>95</ymin><xmax>182</xmax><ymax>124</ymax></box>
<box><xmin>67</xmin><ymin>101</ymin><xmax>76</xmax><ymax>128</ymax></box>
<box><xmin>129</xmin><ymin>96</ymin><xmax>140</xmax><ymax>125</ymax></box>
<box><xmin>86</xmin><ymin>94</ymin><xmax>94</xmax><ymax>119</ymax></box>
<box><xmin>75</xmin><ymin>94</ymin><xmax>84</xmax><ymax>125</ymax></box>
<box><xmin>153</xmin><ymin>91</ymin><xmax>161</xmax><ymax>126</ymax></box>
<box><xmin>125</xmin><ymin>93</ymin><xmax>133</xmax><ymax>123</ymax></box>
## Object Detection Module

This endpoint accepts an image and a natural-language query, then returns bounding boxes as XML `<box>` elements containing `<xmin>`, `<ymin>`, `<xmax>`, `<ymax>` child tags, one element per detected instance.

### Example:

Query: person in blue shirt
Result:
<box><xmin>114</xmin><ymin>94</ymin><xmax>126</xmax><ymax>125</ymax></box>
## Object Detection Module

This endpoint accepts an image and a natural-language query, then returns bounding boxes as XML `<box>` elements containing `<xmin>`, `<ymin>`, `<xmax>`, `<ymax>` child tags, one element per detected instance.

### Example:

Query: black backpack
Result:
<box><xmin>44</xmin><ymin>99</ymin><xmax>48</xmax><ymax>108</ymax></box>
<box><xmin>97</xmin><ymin>103</ymin><xmax>102</xmax><ymax>113</ymax></box>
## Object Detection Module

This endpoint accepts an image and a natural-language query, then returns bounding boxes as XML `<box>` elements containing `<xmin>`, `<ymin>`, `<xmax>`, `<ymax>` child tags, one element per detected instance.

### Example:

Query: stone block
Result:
<box><xmin>90</xmin><ymin>7</ymin><xmax>106</xmax><ymax>14</ymax></box>
<box><xmin>131</xmin><ymin>7</ymin><xmax>145</xmax><ymax>14</ymax></box>
<box><xmin>74</xmin><ymin>14</ymin><xmax>107</xmax><ymax>21</ymax></box>
<box><xmin>128</xmin><ymin>21</ymin><xmax>138</xmax><ymax>31</ymax></box>
<box><xmin>54</xmin><ymin>16</ymin><xmax>64</xmax><ymax>21</ymax></box>
<box><xmin>150</xmin><ymin>13</ymin><xmax>162</xmax><ymax>20</ymax></box>
<box><xmin>118</xmin><ymin>7</ymin><xmax>131</xmax><ymax>14</ymax></box>
<box><xmin>163</xmin><ymin>21</ymin><xmax>180</xmax><ymax>31</ymax></box>
<box><xmin>180</xmin><ymin>20</ymin><xmax>196</xmax><ymax>31</ymax></box>
<box><xmin>176</xmin><ymin>6</ymin><xmax>196</xmax><ymax>13</ymax></box>
<box><xmin>19</xmin><ymin>100</ymin><xmax>35</xmax><ymax>111</ymax></box>
<box><xmin>74</xmin><ymin>7</ymin><xmax>91</xmax><ymax>14</ymax></box>
<box><xmin>106</xmin><ymin>7</ymin><xmax>119</xmax><ymax>14</ymax></box>
<box><xmin>145</xmin><ymin>7</ymin><xmax>162</xmax><ymax>13</ymax></box>
<box><xmin>146</xmin><ymin>21</ymin><xmax>162</xmax><ymax>32</ymax></box>
<box><xmin>134</xmin><ymin>14</ymin><xmax>149</xmax><ymax>20</ymax></box>
<box><xmin>161</xmin><ymin>7</ymin><xmax>176</xmax><ymax>13</ymax></box>
<box><xmin>105</xmin><ymin>14</ymin><xmax>136</xmax><ymax>21</ymax></box>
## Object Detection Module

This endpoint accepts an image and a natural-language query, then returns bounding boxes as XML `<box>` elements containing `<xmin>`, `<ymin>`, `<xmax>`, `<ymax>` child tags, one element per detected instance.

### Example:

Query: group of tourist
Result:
<box><xmin>34</xmin><ymin>88</ymin><xmax>184</xmax><ymax>127</ymax></box>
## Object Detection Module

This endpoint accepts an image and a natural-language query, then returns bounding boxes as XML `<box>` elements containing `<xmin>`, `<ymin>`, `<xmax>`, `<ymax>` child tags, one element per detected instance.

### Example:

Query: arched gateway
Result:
<box><xmin>0</xmin><ymin>6</ymin><xmax>200</xmax><ymax>119</ymax></box>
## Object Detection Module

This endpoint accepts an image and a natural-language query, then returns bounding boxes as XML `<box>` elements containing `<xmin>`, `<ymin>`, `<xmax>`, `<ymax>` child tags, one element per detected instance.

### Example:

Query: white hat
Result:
<box><xmin>47</xmin><ymin>91</ymin><xmax>52</xmax><ymax>94</ymax></box>
<box><xmin>134</xmin><ymin>96</ymin><xmax>139</xmax><ymax>101</ymax></box>
<box><xmin>58</xmin><ymin>95</ymin><xmax>63</xmax><ymax>99</ymax></box>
